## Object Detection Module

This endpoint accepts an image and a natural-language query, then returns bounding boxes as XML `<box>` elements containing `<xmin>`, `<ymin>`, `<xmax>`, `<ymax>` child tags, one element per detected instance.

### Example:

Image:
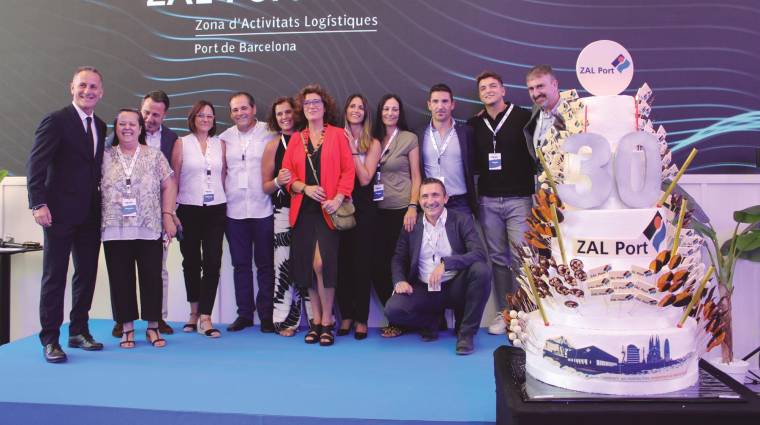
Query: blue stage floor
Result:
<box><xmin>0</xmin><ymin>320</ymin><xmax>502</xmax><ymax>425</ymax></box>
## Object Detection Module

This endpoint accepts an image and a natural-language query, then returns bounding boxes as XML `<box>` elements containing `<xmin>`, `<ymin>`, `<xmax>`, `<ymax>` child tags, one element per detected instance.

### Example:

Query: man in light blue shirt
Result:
<box><xmin>418</xmin><ymin>84</ymin><xmax>477</xmax><ymax>216</ymax></box>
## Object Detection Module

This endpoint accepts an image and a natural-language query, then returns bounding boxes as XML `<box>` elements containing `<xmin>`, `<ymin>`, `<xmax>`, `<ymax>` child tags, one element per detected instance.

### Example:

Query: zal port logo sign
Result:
<box><xmin>576</xmin><ymin>40</ymin><xmax>634</xmax><ymax>96</ymax></box>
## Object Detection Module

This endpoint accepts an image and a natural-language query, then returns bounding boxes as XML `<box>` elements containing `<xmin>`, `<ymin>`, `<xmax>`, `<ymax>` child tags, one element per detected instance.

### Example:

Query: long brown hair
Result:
<box><xmin>342</xmin><ymin>94</ymin><xmax>372</xmax><ymax>154</ymax></box>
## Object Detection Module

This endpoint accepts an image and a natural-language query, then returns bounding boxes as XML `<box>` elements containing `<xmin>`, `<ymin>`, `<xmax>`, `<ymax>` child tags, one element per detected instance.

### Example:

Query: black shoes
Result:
<box><xmin>260</xmin><ymin>319</ymin><xmax>275</xmax><ymax>334</ymax></box>
<box><xmin>43</xmin><ymin>343</ymin><xmax>67</xmax><ymax>363</ymax></box>
<box><xmin>226</xmin><ymin>316</ymin><xmax>254</xmax><ymax>332</ymax></box>
<box><xmin>158</xmin><ymin>319</ymin><xmax>174</xmax><ymax>335</ymax></box>
<box><xmin>421</xmin><ymin>329</ymin><xmax>439</xmax><ymax>342</ymax></box>
<box><xmin>68</xmin><ymin>334</ymin><xmax>104</xmax><ymax>351</ymax></box>
<box><xmin>455</xmin><ymin>334</ymin><xmax>475</xmax><ymax>356</ymax></box>
<box><xmin>112</xmin><ymin>322</ymin><xmax>122</xmax><ymax>338</ymax></box>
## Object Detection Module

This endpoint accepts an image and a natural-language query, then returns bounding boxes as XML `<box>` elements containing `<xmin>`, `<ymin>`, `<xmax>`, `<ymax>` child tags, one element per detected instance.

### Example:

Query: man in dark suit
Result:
<box><xmin>416</xmin><ymin>84</ymin><xmax>477</xmax><ymax>216</ymax></box>
<box><xmin>110</xmin><ymin>90</ymin><xmax>179</xmax><ymax>338</ymax></box>
<box><xmin>27</xmin><ymin>66</ymin><xmax>107</xmax><ymax>362</ymax></box>
<box><xmin>385</xmin><ymin>178</ymin><xmax>491</xmax><ymax>355</ymax></box>
<box><xmin>522</xmin><ymin>64</ymin><xmax>562</xmax><ymax>168</ymax></box>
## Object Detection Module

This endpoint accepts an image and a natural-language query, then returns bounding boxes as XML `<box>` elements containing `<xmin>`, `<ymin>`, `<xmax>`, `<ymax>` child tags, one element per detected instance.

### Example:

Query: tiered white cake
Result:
<box><xmin>514</xmin><ymin>94</ymin><xmax>707</xmax><ymax>395</ymax></box>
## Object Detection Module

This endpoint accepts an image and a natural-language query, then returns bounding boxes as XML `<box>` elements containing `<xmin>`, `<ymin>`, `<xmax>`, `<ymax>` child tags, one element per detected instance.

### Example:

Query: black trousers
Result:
<box><xmin>384</xmin><ymin>261</ymin><xmax>491</xmax><ymax>337</ymax></box>
<box><xmin>103</xmin><ymin>239</ymin><xmax>163</xmax><ymax>323</ymax></box>
<box><xmin>371</xmin><ymin>207</ymin><xmax>406</xmax><ymax>306</ymax></box>
<box><xmin>39</xmin><ymin>217</ymin><xmax>100</xmax><ymax>346</ymax></box>
<box><xmin>176</xmin><ymin>203</ymin><xmax>226</xmax><ymax>315</ymax></box>
<box><xmin>337</xmin><ymin>206</ymin><xmax>376</xmax><ymax>323</ymax></box>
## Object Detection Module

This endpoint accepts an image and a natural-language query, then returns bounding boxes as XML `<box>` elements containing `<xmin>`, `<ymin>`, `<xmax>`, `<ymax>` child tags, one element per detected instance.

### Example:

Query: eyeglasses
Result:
<box><xmin>303</xmin><ymin>99</ymin><xmax>323</xmax><ymax>108</ymax></box>
<box><xmin>197</xmin><ymin>114</ymin><xmax>215</xmax><ymax>120</ymax></box>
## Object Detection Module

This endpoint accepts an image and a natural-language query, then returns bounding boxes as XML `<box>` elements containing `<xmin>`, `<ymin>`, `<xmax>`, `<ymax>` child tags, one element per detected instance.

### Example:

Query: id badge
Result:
<box><xmin>121</xmin><ymin>197</ymin><xmax>137</xmax><ymax>217</ymax></box>
<box><xmin>488</xmin><ymin>152</ymin><xmax>502</xmax><ymax>171</ymax></box>
<box><xmin>427</xmin><ymin>281</ymin><xmax>441</xmax><ymax>292</ymax></box>
<box><xmin>203</xmin><ymin>189</ymin><xmax>215</xmax><ymax>203</ymax></box>
<box><xmin>372</xmin><ymin>184</ymin><xmax>384</xmax><ymax>202</ymax></box>
<box><xmin>237</xmin><ymin>172</ymin><xmax>249</xmax><ymax>189</ymax></box>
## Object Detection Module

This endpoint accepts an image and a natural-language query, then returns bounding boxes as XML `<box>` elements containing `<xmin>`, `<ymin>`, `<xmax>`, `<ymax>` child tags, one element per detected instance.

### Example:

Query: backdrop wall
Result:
<box><xmin>1</xmin><ymin>0</ymin><xmax>758</xmax><ymax>175</ymax></box>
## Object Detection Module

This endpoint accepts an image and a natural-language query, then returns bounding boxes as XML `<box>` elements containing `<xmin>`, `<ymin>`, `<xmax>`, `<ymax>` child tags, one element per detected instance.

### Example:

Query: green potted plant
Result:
<box><xmin>692</xmin><ymin>205</ymin><xmax>760</xmax><ymax>378</ymax></box>
<box><xmin>0</xmin><ymin>169</ymin><xmax>7</xmax><ymax>184</ymax></box>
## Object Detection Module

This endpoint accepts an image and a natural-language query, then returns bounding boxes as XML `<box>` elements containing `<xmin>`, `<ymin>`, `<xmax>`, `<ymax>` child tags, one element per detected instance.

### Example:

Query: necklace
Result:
<box><xmin>302</xmin><ymin>126</ymin><xmax>326</xmax><ymax>158</ymax></box>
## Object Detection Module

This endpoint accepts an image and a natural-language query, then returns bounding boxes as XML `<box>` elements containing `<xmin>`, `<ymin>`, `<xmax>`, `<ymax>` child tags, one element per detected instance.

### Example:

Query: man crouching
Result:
<box><xmin>385</xmin><ymin>178</ymin><xmax>491</xmax><ymax>355</ymax></box>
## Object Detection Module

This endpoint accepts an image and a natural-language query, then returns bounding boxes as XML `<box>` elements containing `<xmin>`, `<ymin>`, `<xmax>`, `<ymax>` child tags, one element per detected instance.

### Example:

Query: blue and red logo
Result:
<box><xmin>611</xmin><ymin>54</ymin><xmax>631</xmax><ymax>72</ymax></box>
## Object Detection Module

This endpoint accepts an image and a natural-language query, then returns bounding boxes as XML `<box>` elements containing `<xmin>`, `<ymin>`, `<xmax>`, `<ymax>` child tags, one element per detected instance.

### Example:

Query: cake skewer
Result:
<box><xmin>677</xmin><ymin>265</ymin><xmax>714</xmax><ymax>328</ymax></box>
<box><xmin>657</xmin><ymin>148</ymin><xmax>697</xmax><ymax>207</ymax></box>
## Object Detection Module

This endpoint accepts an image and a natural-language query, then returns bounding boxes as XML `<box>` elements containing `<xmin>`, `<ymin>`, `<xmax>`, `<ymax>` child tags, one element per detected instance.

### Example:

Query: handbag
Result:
<box><xmin>303</xmin><ymin>131</ymin><xmax>356</xmax><ymax>231</ymax></box>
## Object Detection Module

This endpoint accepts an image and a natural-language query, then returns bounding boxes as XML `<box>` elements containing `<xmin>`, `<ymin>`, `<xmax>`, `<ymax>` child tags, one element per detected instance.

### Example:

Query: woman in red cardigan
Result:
<box><xmin>282</xmin><ymin>84</ymin><xmax>355</xmax><ymax>346</ymax></box>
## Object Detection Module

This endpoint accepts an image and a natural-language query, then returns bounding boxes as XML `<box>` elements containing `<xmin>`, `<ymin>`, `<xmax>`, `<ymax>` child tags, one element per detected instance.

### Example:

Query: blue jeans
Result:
<box><xmin>477</xmin><ymin>196</ymin><xmax>532</xmax><ymax>311</ymax></box>
<box><xmin>445</xmin><ymin>194</ymin><xmax>472</xmax><ymax>216</ymax></box>
<box><xmin>225</xmin><ymin>215</ymin><xmax>275</xmax><ymax>323</ymax></box>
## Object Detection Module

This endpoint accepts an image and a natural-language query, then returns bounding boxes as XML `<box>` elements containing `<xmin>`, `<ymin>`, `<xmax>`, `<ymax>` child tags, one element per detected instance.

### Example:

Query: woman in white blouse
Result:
<box><xmin>171</xmin><ymin>100</ymin><xmax>227</xmax><ymax>338</ymax></box>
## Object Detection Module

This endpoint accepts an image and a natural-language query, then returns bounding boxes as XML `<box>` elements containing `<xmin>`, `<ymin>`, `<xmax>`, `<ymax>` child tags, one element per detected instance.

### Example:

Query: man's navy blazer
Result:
<box><xmin>416</xmin><ymin>121</ymin><xmax>478</xmax><ymax>214</ymax></box>
<box><xmin>391</xmin><ymin>208</ymin><xmax>487</xmax><ymax>285</ymax></box>
<box><xmin>27</xmin><ymin>104</ymin><xmax>106</xmax><ymax>224</ymax></box>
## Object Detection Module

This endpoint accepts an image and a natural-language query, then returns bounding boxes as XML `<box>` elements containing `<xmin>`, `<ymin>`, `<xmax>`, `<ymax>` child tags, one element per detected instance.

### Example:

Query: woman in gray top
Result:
<box><xmin>370</xmin><ymin>94</ymin><xmax>421</xmax><ymax>338</ymax></box>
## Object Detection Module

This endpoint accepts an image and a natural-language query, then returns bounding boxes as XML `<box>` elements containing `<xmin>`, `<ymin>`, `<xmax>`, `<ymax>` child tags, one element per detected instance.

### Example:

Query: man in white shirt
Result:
<box><xmin>417</xmin><ymin>84</ymin><xmax>477</xmax><ymax>216</ymax></box>
<box><xmin>385</xmin><ymin>178</ymin><xmax>490</xmax><ymax>355</ymax></box>
<box><xmin>523</xmin><ymin>64</ymin><xmax>562</xmax><ymax>165</ymax></box>
<box><xmin>220</xmin><ymin>92</ymin><xmax>277</xmax><ymax>333</ymax></box>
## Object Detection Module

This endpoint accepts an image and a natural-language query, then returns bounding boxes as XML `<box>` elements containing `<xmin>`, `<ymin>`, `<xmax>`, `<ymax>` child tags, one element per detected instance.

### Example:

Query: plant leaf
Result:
<box><xmin>691</xmin><ymin>219</ymin><xmax>717</xmax><ymax>241</ymax></box>
<box><xmin>735</xmin><ymin>230</ymin><xmax>760</xmax><ymax>252</ymax></box>
<box><xmin>720</xmin><ymin>239</ymin><xmax>732</xmax><ymax>256</ymax></box>
<box><xmin>736</xmin><ymin>247</ymin><xmax>760</xmax><ymax>262</ymax></box>
<box><xmin>0</xmin><ymin>169</ymin><xmax>8</xmax><ymax>183</ymax></box>
<box><xmin>734</xmin><ymin>206</ymin><xmax>760</xmax><ymax>224</ymax></box>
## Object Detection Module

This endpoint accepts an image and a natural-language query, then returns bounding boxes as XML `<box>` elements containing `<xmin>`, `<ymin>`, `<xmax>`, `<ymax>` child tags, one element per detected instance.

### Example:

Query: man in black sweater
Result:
<box><xmin>467</xmin><ymin>70</ymin><xmax>535</xmax><ymax>335</ymax></box>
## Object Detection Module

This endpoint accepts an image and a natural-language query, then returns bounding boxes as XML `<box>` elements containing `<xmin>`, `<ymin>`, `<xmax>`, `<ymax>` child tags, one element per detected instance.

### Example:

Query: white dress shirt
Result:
<box><xmin>418</xmin><ymin>208</ymin><xmax>456</xmax><ymax>285</ymax></box>
<box><xmin>146</xmin><ymin>127</ymin><xmax>162</xmax><ymax>151</ymax></box>
<box><xmin>72</xmin><ymin>101</ymin><xmax>98</xmax><ymax>156</ymax></box>
<box><xmin>221</xmin><ymin>121</ymin><xmax>274</xmax><ymax>219</ymax></box>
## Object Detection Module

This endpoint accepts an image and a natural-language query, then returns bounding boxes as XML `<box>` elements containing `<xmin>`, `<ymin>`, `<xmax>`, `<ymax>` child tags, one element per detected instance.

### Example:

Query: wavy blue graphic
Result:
<box><xmin>0</xmin><ymin>0</ymin><xmax>757</xmax><ymax>174</ymax></box>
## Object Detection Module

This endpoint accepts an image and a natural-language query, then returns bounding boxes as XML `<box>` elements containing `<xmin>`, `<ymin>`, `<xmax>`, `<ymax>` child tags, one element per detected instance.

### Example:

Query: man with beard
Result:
<box><xmin>523</xmin><ymin>64</ymin><xmax>562</xmax><ymax>167</ymax></box>
<box><xmin>384</xmin><ymin>178</ymin><xmax>490</xmax><ymax>355</ymax></box>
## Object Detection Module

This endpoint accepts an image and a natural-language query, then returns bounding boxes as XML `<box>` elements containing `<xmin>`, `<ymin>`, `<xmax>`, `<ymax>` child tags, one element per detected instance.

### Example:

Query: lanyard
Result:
<box><xmin>280</xmin><ymin>134</ymin><xmax>288</xmax><ymax>151</ymax></box>
<box><xmin>379</xmin><ymin>128</ymin><xmax>399</xmax><ymax>164</ymax></box>
<box><xmin>375</xmin><ymin>128</ymin><xmax>399</xmax><ymax>184</ymax></box>
<box><xmin>239</xmin><ymin>127</ymin><xmax>254</xmax><ymax>162</ymax></box>
<box><xmin>202</xmin><ymin>138</ymin><xmax>213</xmax><ymax>190</ymax></box>
<box><xmin>116</xmin><ymin>145</ymin><xmax>140</xmax><ymax>193</ymax></box>
<box><xmin>423</xmin><ymin>217</ymin><xmax>444</xmax><ymax>264</ymax></box>
<box><xmin>428</xmin><ymin>122</ymin><xmax>455</xmax><ymax>164</ymax></box>
<box><xmin>483</xmin><ymin>104</ymin><xmax>514</xmax><ymax>152</ymax></box>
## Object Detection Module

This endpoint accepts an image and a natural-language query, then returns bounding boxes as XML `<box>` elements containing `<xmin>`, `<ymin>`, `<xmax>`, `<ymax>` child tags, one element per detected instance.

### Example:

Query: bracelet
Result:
<box><xmin>273</xmin><ymin>178</ymin><xmax>281</xmax><ymax>189</ymax></box>
<box><xmin>408</xmin><ymin>204</ymin><xmax>418</xmax><ymax>209</ymax></box>
<box><xmin>162</xmin><ymin>211</ymin><xmax>174</xmax><ymax>217</ymax></box>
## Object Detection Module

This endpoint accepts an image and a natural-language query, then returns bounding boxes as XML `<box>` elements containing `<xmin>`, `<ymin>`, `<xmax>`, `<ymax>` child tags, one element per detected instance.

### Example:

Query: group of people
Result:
<box><xmin>27</xmin><ymin>64</ymin><xmax>563</xmax><ymax>362</ymax></box>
